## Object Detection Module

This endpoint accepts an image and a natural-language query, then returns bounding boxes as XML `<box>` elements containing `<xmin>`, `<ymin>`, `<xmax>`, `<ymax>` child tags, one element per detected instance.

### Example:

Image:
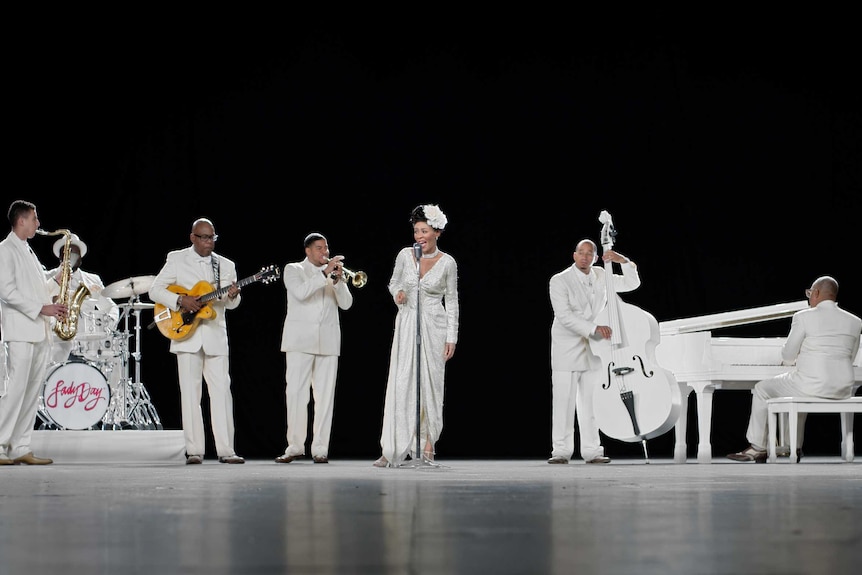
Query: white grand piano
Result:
<box><xmin>655</xmin><ymin>300</ymin><xmax>862</xmax><ymax>463</ymax></box>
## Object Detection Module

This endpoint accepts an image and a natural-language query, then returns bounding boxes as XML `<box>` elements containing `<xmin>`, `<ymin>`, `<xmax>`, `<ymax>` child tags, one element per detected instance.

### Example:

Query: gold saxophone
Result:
<box><xmin>36</xmin><ymin>228</ymin><xmax>90</xmax><ymax>341</ymax></box>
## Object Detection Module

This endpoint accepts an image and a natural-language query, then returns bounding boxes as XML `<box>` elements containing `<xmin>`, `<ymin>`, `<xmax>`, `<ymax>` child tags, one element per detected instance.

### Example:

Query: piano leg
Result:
<box><xmin>841</xmin><ymin>413</ymin><xmax>854</xmax><ymax>462</ymax></box>
<box><xmin>674</xmin><ymin>383</ymin><xmax>693</xmax><ymax>463</ymax></box>
<box><xmin>694</xmin><ymin>384</ymin><xmax>716</xmax><ymax>463</ymax></box>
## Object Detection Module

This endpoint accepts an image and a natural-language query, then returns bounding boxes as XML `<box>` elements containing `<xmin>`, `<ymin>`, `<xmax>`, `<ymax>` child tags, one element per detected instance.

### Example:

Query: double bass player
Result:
<box><xmin>547</xmin><ymin>238</ymin><xmax>640</xmax><ymax>464</ymax></box>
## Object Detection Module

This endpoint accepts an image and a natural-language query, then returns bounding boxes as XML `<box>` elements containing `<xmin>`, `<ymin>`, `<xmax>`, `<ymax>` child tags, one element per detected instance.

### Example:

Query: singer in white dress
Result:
<box><xmin>375</xmin><ymin>204</ymin><xmax>459</xmax><ymax>467</ymax></box>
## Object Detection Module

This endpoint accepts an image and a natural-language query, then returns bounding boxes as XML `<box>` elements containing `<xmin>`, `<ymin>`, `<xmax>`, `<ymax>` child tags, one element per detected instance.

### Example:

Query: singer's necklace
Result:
<box><xmin>422</xmin><ymin>248</ymin><xmax>439</xmax><ymax>259</ymax></box>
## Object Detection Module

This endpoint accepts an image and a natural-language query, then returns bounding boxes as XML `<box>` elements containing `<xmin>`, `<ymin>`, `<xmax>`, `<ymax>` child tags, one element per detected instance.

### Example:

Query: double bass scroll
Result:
<box><xmin>589</xmin><ymin>211</ymin><xmax>681</xmax><ymax>456</ymax></box>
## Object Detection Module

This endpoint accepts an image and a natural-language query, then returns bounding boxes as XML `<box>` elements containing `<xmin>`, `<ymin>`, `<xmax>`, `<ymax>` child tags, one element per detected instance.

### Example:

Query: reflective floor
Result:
<box><xmin>2</xmin><ymin>456</ymin><xmax>860</xmax><ymax>575</ymax></box>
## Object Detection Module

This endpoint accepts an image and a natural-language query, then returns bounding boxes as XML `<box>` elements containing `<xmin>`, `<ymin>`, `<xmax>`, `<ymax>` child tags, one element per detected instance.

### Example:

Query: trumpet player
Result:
<box><xmin>277</xmin><ymin>232</ymin><xmax>353</xmax><ymax>464</ymax></box>
<box><xmin>0</xmin><ymin>200</ymin><xmax>67</xmax><ymax>466</ymax></box>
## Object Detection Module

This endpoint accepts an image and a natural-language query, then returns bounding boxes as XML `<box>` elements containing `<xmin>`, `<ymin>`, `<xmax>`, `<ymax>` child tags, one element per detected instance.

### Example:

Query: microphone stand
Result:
<box><xmin>400</xmin><ymin>244</ymin><xmax>445</xmax><ymax>470</ymax></box>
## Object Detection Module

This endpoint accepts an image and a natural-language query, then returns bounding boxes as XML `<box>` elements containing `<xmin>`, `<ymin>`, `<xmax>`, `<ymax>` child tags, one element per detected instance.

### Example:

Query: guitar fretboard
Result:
<box><xmin>200</xmin><ymin>273</ymin><xmax>268</xmax><ymax>303</ymax></box>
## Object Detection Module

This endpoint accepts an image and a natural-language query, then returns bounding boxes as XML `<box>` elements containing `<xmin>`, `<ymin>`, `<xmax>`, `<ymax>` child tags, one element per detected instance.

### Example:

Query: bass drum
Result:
<box><xmin>41</xmin><ymin>360</ymin><xmax>111</xmax><ymax>430</ymax></box>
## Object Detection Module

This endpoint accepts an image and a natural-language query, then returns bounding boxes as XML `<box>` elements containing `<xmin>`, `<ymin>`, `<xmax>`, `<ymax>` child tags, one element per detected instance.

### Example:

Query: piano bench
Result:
<box><xmin>766</xmin><ymin>397</ymin><xmax>862</xmax><ymax>463</ymax></box>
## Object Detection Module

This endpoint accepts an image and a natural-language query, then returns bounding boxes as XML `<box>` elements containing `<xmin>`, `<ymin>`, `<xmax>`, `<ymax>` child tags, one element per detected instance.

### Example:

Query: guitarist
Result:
<box><xmin>148</xmin><ymin>218</ymin><xmax>245</xmax><ymax>465</ymax></box>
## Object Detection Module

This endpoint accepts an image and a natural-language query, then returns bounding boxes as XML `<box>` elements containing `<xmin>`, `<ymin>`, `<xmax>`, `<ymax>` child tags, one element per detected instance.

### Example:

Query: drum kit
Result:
<box><xmin>38</xmin><ymin>275</ymin><xmax>164</xmax><ymax>431</ymax></box>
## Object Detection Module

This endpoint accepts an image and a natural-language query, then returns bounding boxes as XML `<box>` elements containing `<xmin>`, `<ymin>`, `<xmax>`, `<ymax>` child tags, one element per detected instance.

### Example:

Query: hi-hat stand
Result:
<box><xmin>101</xmin><ymin>295</ymin><xmax>163</xmax><ymax>430</ymax></box>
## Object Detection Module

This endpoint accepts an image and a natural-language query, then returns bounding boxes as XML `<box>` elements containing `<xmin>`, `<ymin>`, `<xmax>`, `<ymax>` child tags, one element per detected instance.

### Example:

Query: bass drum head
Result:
<box><xmin>42</xmin><ymin>360</ymin><xmax>110</xmax><ymax>430</ymax></box>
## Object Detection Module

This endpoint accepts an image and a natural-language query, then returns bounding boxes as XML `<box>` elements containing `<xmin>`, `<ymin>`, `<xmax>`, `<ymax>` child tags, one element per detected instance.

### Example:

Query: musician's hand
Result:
<box><xmin>395</xmin><ymin>290</ymin><xmax>407</xmax><ymax>305</ymax></box>
<box><xmin>179</xmin><ymin>295</ymin><xmax>202</xmax><ymax>312</ymax></box>
<box><xmin>602</xmin><ymin>250</ymin><xmax>630</xmax><ymax>264</ymax></box>
<box><xmin>596</xmin><ymin>325</ymin><xmax>612</xmax><ymax>340</ymax></box>
<box><xmin>228</xmin><ymin>282</ymin><xmax>240</xmax><ymax>300</ymax></box>
<box><xmin>41</xmin><ymin>303</ymin><xmax>68</xmax><ymax>319</ymax></box>
<box><xmin>324</xmin><ymin>255</ymin><xmax>344</xmax><ymax>276</ymax></box>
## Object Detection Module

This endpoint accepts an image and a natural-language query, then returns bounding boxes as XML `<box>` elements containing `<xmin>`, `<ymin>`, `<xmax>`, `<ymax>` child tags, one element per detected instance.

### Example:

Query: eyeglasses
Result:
<box><xmin>193</xmin><ymin>234</ymin><xmax>218</xmax><ymax>242</ymax></box>
<box><xmin>804</xmin><ymin>288</ymin><xmax>817</xmax><ymax>298</ymax></box>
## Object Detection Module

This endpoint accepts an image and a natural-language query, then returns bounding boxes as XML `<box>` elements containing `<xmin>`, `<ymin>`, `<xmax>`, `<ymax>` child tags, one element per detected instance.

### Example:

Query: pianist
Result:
<box><xmin>727</xmin><ymin>276</ymin><xmax>862</xmax><ymax>462</ymax></box>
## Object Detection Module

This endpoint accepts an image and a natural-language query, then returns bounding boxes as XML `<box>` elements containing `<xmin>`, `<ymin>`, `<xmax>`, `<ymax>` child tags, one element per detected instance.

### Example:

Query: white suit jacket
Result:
<box><xmin>549</xmin><ymin>261</ymin><xmax>640</xmax><ymax>372</ymax></box>
<box><xmin>781</xmin><ymin>300</ymin><xmax>862</xmax><ymax>398</ymax></box>
<box><xmin>148</xmin><ymin>246</ymin><xmax>240</xmax><ymax>356</ymax></box>
<box><xmin>280</xmin><ymin>258</ymin><xmax>353</xmax><ymax>356</ymax></box>
<box><xmin>0</xmin><ymin>231</ymin><xmax>52</xmax><ymax>343</ymax></box>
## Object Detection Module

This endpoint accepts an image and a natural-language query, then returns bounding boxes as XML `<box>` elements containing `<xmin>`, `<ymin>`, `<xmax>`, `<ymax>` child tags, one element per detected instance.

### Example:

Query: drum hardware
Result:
<box><xmin>100</xmin><ymin>293</ymin><xmax>163</xmax><ymax>430</ymax></box>
<box><xmin>77</xmin><ymin>301</ymin><xmax>114</xmax><ymax>340</ymax></box>
<box><xmin>67</xmin><ymin>299</ymin><xmax>120</xmax><ymax>362</ymax></box>
<box><xmin>38</xmin><ymin>287</ymin><xmax>164</xmax><ymax>431</ymax></box>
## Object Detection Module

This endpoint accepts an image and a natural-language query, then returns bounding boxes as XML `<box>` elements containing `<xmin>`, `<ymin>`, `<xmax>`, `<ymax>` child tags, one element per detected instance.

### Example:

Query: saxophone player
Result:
<box><xmin>0</xmin><ymin>200</ymin><xmax>67</xmax><ymax>466</ymax></box>
<box><xmin>44</xmin><ymin>232</ymin><xmax>119</xmax><ymax>366</ymax></box>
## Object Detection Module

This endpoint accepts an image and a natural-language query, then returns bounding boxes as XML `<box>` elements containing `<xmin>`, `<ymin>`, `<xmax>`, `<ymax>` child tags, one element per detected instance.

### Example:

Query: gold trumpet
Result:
<box><xmin>328</xmin><ymin>258</ymin><xmax>367</xmax><ymax>288</ymax></box>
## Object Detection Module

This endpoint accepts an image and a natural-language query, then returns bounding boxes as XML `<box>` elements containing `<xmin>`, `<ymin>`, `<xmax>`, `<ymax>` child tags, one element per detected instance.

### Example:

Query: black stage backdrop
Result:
<box><xmin>10</xmin><ymin>17</ymin><xmax>860</xmax><ymax>460</ymax></box>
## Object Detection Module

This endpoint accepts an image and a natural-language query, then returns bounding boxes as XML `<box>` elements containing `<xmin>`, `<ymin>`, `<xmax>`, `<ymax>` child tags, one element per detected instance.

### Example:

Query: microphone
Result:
<box><xmin>413</xmin><ymin>243</ymin><xmax>423</xmax><ymax>260</ymax></box>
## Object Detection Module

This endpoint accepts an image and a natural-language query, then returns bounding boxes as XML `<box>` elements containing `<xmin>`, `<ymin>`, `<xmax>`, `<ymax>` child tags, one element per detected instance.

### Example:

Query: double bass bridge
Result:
<box><xmin>606</xmin><ymin>356</ymin><xmax>656</xmax><ymax>388</ymax></box>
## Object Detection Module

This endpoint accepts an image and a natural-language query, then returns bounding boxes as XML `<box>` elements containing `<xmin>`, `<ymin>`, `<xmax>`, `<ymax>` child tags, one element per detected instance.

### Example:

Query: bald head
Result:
<box><xmin>811</xmin><ymin>276</ymin><xmax>838</xmax><ymax>301</ymax></box>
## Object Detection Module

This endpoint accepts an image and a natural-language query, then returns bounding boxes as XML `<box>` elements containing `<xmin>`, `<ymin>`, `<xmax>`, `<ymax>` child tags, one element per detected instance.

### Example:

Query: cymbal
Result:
<box><xmin>103</xmin><ymin>275</ymin><xmax>156</xmax><ymax>299</ymax></box>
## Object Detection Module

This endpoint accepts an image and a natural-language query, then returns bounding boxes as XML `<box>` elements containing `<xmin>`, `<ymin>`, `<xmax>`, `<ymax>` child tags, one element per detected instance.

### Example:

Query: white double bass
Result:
<box><xmin>589</xmin><ymin>210</ymin><xmax>681</xmax><ymax>461</ymax></box>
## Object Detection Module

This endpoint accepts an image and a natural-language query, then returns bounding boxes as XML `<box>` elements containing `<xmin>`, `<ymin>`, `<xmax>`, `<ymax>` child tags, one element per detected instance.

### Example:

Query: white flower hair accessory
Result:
<box><xmin>423</xmin><ymin>204</ymin><xmax>448</xmax><ymax>230</ymax></box>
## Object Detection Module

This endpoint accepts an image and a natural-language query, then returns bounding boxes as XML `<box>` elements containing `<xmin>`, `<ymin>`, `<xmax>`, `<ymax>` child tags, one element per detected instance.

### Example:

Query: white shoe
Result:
<box><xmin>275</xmin><ymin>453</ymin><xmax>303</xmax><ymax>463</ymax></box>
<box><xmin>219</xmin><ymin>455</ymin><xmax>245</xmax><ymax>464</ymax></box>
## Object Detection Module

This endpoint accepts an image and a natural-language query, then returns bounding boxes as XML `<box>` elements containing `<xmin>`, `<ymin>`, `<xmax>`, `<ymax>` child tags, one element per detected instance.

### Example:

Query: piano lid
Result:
<box><xmin>659</xmin><ymin>300</ymin><xmax>807</xmax><ymax>336</ymax></box>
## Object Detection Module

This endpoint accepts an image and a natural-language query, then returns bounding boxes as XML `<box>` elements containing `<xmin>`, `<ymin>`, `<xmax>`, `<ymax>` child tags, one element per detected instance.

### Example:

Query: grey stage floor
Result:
<box><xmin>2</xmin><ymin>457</ymin><xmax>860</xmax><ymax>575</ymax></box>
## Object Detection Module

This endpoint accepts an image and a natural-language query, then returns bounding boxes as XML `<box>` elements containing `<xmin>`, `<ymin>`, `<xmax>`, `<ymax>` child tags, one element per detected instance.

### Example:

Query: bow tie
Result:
<box><xmin>196</xmin><ymin>257</ymin><xmax>212</xmax><ymax>265</ymax></box>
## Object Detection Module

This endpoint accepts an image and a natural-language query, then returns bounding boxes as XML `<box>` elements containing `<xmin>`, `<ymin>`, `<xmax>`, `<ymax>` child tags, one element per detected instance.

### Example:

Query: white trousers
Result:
<box><xmin>283</xmin><ymin>351</ymin><xmax>338</xmax><ymax>459</ymax></box>
<box><xmin>746</xmin><ymin>373</ymin><xmax>815</xmax><ymax>451</ymax></box>
<box><xmin>551</xmin><ymin>369</ymin><xmax>605</xmax><ymax>461</ymax></box>
<box><xmin>49</xmin><ymin>338</ymin><xmax>75</xmax><ymax>366</ymax></box>
<box><xmin>176</xmin><ymin>351</ymin><xmax>236</xmax><ymax>458</ymax></box>
<box><xmin>0</xmin><ymin>340</ymin><xmax>51</xmax><ymax>459</ymax></box>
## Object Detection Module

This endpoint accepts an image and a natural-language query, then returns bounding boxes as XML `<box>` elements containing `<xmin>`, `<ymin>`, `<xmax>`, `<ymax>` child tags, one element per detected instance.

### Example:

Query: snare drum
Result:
<box><xmin>77</xmin><ymin>337</ymin><xmax>119</xmax><ymax>362</ymax></box>
<box><xmin>41</xmin><ymin>360</ymin><xmax>111</xmax><ymax>430</ymax></box>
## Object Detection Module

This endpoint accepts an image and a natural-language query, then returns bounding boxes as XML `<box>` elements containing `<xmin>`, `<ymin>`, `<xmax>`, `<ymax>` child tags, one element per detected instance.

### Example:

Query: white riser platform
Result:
<box><xmin>31</xmin><ymin>430</ymin><xmax>185</xmax><ymax>463</ymax></box>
